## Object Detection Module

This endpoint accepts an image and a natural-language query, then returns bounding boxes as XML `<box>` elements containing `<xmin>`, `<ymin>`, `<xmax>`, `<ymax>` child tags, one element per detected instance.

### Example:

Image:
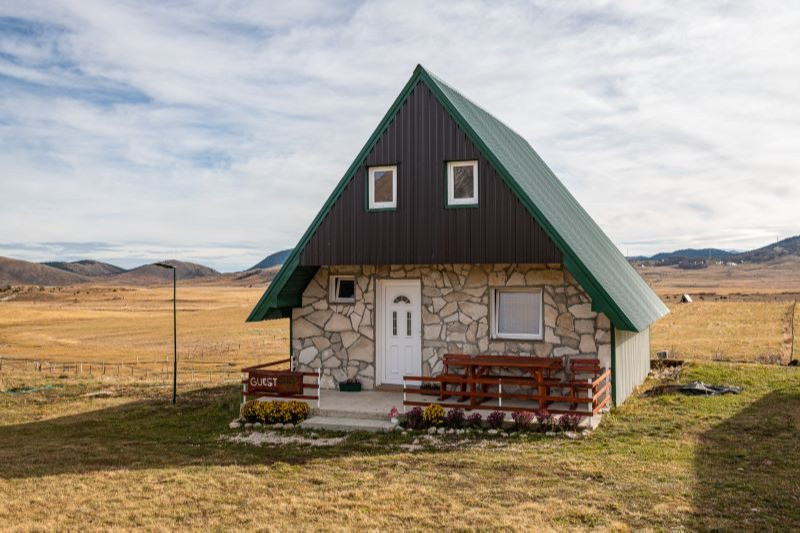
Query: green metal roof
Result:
<box><xmin>248</xmin><ymin>65</ymin><xmax>668</xmax><ymax>331</ymax></box>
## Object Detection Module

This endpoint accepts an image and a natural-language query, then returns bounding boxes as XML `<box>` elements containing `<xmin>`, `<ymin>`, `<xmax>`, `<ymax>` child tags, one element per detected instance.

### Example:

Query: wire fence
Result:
<box><xmin>0</xmin><ymin>355</ymin><xmax>256</xmax><ymax>384</ymax></box>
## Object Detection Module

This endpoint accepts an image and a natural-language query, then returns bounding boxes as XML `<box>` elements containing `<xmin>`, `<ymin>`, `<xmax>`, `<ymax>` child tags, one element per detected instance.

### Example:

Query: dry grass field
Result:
<box><xmin>650</xmin><ymin>301</ymin><xmax>794</xmax><ymax>363</ymax></box>
<box><xmin>1</xmin><ymin>362</ymin><xmax>798</xmax><ymax>530</ymax></box>
<box><xmin>637</xmin><ymin>259</ymin><xmax>800</xmax><ymax>296</ymax></box>
<box><xmin>0</xmin><ymin>285</ymin><xmax>288</xmax><ymax>379</ymax></box>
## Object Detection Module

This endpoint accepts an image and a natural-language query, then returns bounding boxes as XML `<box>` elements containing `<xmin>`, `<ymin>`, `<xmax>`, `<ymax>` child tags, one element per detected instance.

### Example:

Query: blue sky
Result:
<box><xmin>1</xmin><ymin>1</ymin><xmax>799</xmax><ymax>271</ymax></box>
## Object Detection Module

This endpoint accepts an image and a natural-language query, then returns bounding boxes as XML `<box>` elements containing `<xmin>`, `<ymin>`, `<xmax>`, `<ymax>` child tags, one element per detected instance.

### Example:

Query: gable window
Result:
<box><xmin>368</xmin><ymin>165</ymin><xmax>397</xmax><ymax>210</ymax></box>
<box><xmin>490</xmin><ymin>288</ymin><xmax>543</xmax><ymax>340</ymax></box>
<box><xmin>447</xmin><ymin>160</ymin><xmax>478</xmax><ymax>206</ymax></box>
<box><xmin>330</xmin><ymin>275</ymin><xmax>356</xmax><ymax>303</ymax></box>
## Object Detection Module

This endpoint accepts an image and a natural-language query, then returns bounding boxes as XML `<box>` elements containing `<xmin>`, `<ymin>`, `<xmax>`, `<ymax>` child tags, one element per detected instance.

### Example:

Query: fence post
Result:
<box><xmin>317</xmin><ymin>367</ymin><xmax>321</xmax><ymax>409</ymax></box>
<box><xmin>498</xmin><ymin>378</ymin><xmax>503</xmax><ymax>408</ymax></box>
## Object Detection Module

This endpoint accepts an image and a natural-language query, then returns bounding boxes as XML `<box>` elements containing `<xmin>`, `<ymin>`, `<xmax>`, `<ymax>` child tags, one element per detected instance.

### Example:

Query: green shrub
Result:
<box><xmin>422</xmin><ymin>403</ymin><xmax>445</xmax><ymax>426</ymax></box>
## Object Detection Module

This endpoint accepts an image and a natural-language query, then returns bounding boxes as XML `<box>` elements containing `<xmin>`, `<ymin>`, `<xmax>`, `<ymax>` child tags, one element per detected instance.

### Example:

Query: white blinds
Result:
<box><xmin>496</xmin><ymin>290</ymin><xmax>542</xmax><ymax>336</ymax></box>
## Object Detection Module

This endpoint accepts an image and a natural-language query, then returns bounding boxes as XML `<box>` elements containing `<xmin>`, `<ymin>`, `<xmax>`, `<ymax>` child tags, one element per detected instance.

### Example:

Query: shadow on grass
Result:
<box><xmin>0</xmin><ymin>385</ymin><xmax>408</xmax><ymax>480</ymax></box>
<box><xmin>692</xmin><ymin>389</ymin><xmax>800</xmax><ymax>529</ymax></box>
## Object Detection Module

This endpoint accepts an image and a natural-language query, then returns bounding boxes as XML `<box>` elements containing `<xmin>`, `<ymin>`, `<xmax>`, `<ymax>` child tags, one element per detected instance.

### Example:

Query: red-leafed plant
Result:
<box><xmin>445</xmin><ymin>408</ymin><xmax>466</xmax><ymax>428</ymax></box>
<box><xmin>535</xmin><ymin>409</ymin><xmax>555</xmax><ymax>431</ymax></box>
<box><xmin>558</xmin><ymin>413</ymin><xmax>582</xmax><ymax>432</ymax></box>
<box><xmin>466</xmin><ymin>412</ymin><xmax>483</xmax><ymax>428</ymax></box>
<box><xmin>511</xmin><ymin>410</ymin><xmax>535</xmax><ymax>431</ymax></box>
<box><xmin>404</xmin><ymin>407</ymin><xmax>425</xmax><ymax>430</ymax></box>
<box><xmin>486</xmin><ymin>411</ymin><xmax>506</xmax><ymax>429</ymax></box>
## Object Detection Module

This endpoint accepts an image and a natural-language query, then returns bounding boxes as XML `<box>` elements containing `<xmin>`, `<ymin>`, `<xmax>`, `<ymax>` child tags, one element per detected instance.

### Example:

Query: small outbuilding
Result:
<box><xmin>247</xmin><ymin>65</ymin><xmax>668</xmax><ymax>408</ymax></box>
<box><xmin>681</xmin><ymin>294</ymin><xmax>693</xmax><ymax>303</ymax></box>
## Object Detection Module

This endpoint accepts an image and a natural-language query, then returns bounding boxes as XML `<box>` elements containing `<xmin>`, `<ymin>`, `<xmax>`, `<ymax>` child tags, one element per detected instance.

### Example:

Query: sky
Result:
<box><xmin>1</xmin><ymin>1</ymin><xmax>799</xmax><ymax>271</ymax></box>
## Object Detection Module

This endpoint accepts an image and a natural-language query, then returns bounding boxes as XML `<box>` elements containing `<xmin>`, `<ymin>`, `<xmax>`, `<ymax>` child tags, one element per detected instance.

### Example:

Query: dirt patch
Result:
<box><xmin>224</xmin><ymin>431</ymin><xmax>347</xmax><ymax>447</ymax></box>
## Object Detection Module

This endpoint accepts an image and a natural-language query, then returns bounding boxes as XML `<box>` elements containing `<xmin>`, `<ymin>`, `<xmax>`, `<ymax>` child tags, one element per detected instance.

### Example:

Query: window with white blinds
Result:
<box><xmin>491</xmin><ymin>288</ymin><xmax>543</xmax><ymax>340</ymax></box>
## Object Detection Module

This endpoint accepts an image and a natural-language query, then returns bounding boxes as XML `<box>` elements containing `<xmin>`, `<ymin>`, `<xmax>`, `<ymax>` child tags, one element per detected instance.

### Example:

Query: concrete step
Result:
<box><xmin>311</xmin><ymin>408</ymin><xmax>390</xmax><ymax>421</ymax></box>
<box><xmin>301</xmin><ymin>416</ymin><xmax>396</xmax><ymax>433</ymax></box>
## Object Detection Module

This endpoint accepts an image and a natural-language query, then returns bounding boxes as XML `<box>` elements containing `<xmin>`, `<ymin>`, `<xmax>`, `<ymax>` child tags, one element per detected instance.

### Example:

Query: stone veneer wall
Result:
<box><xmin>291</xmin><ymin>264</ymin><xmax>612</xmax><ymax>389</ymax></box>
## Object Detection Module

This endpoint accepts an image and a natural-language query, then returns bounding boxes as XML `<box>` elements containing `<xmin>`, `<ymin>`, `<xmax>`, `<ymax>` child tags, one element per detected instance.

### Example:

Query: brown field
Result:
<box><xmin>0</xmin><ymin>285</ymin><xmax>288</xmax><ymax>380</ymax></box>
<box><xmin>1</xmin><ymin>280</ymin><xmax>797</xmax><ymax>374</ymax></box>
<box><xmin>637</xmin><ymin>259</ymin><xmax>800</xmax><ymax>296</ymax></box>
<box><xmin>650</xmin><ymin>301</ymin><xmax>793</xmax><ymax>363</ymax></box>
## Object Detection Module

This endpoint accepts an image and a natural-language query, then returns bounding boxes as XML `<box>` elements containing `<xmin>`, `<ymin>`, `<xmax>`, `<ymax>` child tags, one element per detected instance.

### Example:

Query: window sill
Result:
<box><xmin>491</xmin><ymin>334</ymin><xmax>544</xmax><ymax>341</ymax></box>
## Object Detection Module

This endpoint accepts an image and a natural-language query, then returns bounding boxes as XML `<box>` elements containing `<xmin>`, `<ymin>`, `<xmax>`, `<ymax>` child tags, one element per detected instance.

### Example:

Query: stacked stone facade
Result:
<box><xmin>291</xmin><ymin>263</ymin><xmax>612</xmax><ymax>389</ymax></box>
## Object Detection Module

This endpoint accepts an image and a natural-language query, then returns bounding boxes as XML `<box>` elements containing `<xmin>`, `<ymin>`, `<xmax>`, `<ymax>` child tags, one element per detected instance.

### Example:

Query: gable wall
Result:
<box><xmin>299</xmin><ymin>83</ymin><xmax>562</xmax><ymax>266</ymax></box>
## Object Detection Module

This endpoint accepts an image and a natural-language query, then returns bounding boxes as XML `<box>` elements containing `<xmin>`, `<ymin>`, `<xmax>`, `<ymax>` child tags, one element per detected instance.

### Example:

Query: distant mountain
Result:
<box><xmin>647</xmin><ymin>248</ymin><xmax>735</xmax><ymax>261</ymax></box>
<box><xmin>633</xmin><ymin>235</ymin><xmax>800</xmax><ymax>265</ymax></box>
<box><xmin>43</xmin><ymin>259</ymin><xmax>126</xmax><ymax>277</ymax></box>
<box><xmin>0</xmin><ymin>257</ymin><xmax>90</xmax><ymax>285</ymax></box>
<box><xmin>733</xmin><ymin>235</ymin><xmax>800</xmax><ymax>263</ymax></box>
<box><xmin>249</xmin><ymin>249</ymin><xmax>292</xmax><ymax>270</ymax></box>
<box><xmin>110</xmin><ymin>260</ymin><xmax>220</xmax><ymax>285</ymax></box>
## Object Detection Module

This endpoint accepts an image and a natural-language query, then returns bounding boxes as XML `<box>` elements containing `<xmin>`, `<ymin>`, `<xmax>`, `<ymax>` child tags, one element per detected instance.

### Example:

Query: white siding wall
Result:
<box><xmin>613</xmin><ymin>327</ymin><xmax>651</xmax><ymax>405</ymax></box>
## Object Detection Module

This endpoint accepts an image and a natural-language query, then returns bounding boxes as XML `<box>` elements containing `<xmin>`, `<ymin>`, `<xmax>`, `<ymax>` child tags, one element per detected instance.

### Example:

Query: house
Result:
<box><xmin>247</xmin><ymin>65</ymin><xmax>668</xmax><ymax>407</ymax></box>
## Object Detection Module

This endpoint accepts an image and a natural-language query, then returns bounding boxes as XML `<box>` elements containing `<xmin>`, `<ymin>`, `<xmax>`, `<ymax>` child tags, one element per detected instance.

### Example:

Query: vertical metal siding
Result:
<box><xmin>299</xmin><ymin>83</ymin><xmax>562</xmax><ymax>266</ymax></box>
<box><xmin>613</xmin><ymin>327</ymin><xmax>651</xmax><ymax>405</ymax></box>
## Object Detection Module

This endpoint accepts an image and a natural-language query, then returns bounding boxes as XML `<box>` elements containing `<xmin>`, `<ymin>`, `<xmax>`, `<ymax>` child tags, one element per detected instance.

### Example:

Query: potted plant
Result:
<box><xmin>388</xmin><ymin>406</ymin><xmax>400</xmax><ymax>425</ymax></box>
<box><xmin>339</xmin><ymin>378</ymin><xmax>362</xmax><ymax>392</ymax></box>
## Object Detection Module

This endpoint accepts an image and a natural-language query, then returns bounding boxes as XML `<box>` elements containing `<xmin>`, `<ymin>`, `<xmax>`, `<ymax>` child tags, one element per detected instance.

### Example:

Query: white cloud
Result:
<box><xmin>1</xmin><ymin>0</ymin><xmax>799</xmax><ymax>270</ymax></box>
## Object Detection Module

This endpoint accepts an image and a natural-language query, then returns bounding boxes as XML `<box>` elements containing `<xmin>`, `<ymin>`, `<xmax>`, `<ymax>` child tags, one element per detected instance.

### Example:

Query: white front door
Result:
<box><xmin>379</xmin><ymin>280</ymin><xmax>422</xmax><ymax>385</ymax></box>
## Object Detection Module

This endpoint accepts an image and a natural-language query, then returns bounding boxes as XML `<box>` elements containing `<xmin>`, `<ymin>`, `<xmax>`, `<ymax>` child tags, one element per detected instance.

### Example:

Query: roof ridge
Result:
<box><xmin>420</xmin><ymin>65</ymin><xmax>531</xmax><ymax>144</ymax></box>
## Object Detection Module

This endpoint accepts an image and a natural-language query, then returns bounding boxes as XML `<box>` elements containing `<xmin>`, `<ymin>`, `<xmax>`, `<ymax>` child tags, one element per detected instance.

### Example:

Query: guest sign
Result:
<box><xmin>247</xmin><ymin>370</ymin><xmax>304</xmax><ymax>395</ymax></box>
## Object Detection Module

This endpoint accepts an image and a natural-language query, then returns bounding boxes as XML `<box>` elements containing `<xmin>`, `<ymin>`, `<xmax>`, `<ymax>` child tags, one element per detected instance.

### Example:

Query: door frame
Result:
<box><xmin>375</xmin><ymin>278</ymin><xmax>422</xmax><ymax>386</ymax></box>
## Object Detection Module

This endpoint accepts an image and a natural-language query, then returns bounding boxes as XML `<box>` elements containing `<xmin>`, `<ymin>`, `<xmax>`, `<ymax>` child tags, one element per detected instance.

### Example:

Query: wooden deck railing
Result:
<box><xmin>402</xmin><ymin>365</ymin><xmax>612</xmax><ymax>416</ymax></box>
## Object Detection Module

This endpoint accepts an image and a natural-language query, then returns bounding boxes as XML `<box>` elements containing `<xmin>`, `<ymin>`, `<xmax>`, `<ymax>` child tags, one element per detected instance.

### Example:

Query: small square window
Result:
<box><xmin>330</xmin><ymin>275</ymin><xmax>356</xmax><ymax>303</ymax></box>
<box><xmin>368</xmin><ymin>165</ymin><xmax>397</xmax><ymax>210</ymax></box>
<box><xmin>447</xmin><ymin>160</ymin><xmax>478</xmax><ymax>206</ymax></box>
<box><xmin>491</xmin><ymin>288</ymin><xmax>542</xmax><ymax>340</ymax></box>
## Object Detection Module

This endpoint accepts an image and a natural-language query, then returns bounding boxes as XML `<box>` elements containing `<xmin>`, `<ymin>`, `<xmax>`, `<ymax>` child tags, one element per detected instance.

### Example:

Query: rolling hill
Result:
<box><xmin>249</xmin><ymin>249</ymin><xmax>292</xmax><ymax>270</ymax></box>
<box><xmin>110</xmin><ymin>260</ymin><xmax>220</xmax><ymax>285</ymax></box>
<box><xmin>647</xmin><ymin>248</ymin><xmax>735</xmax><ymax>261</ymax></box>
<box><xmin>0</xmin><ymin>257</ymin><xmax>90</xmax><ymax>285</ymax></box>
<box><xmin>43</xmin><ymin>259</ymin><xmax>126</xmax><ymax>277</ymax></box>
<box><xmin>733</xmin><ymin>235</ymin><xmax>800</xmax><ymax>263</ymax></box>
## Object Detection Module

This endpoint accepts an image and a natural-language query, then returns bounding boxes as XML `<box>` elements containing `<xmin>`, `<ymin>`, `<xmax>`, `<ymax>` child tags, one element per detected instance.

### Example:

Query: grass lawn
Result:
<box><xmin>1</xmin><ymin>362</ymin><xmax>798</xmax><ymax>530</ymax></box>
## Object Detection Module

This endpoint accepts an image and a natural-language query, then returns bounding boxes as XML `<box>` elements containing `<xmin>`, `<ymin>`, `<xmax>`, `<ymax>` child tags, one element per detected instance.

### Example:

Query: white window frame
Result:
<box><xmin>490</xmin><ymin>287</ymin><xmax>543</xmax><ymax>341</ymax></box>
<box><xmin>329</xmin><ymin>275</ymin><xmax>356</xmax><ymax>304</ymax></box>
<box><xmin>368</xmin><ymin>165</ymin><xmax>397</xmax><ymax>210</ymax></box>
<box><xmin>447</xmin><ymin>160</ymin><xmax>479</xmax><ymax>206</ymax></box>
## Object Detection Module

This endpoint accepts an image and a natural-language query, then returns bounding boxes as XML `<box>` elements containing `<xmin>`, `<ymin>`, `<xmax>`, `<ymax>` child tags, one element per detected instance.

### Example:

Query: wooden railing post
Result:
<box><xmin>498</xmin><ymin>378</ymin><xmax>503</xmax><ymax>408</ymax></box>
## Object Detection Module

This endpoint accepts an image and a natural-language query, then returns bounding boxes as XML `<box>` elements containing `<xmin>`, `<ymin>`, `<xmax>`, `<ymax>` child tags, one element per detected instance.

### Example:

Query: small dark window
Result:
<box><xmin>330</xmin><ymin>275</ymin><xmax>355</xmax><ymax>303</ymax></box>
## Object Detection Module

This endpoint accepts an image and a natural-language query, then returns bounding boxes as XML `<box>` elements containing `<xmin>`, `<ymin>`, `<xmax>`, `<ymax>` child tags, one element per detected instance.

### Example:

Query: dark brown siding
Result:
<box><xmin>299</xmin><ymin>83</ymin><xmax>562</xmax><ymax>266</ymax></box>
